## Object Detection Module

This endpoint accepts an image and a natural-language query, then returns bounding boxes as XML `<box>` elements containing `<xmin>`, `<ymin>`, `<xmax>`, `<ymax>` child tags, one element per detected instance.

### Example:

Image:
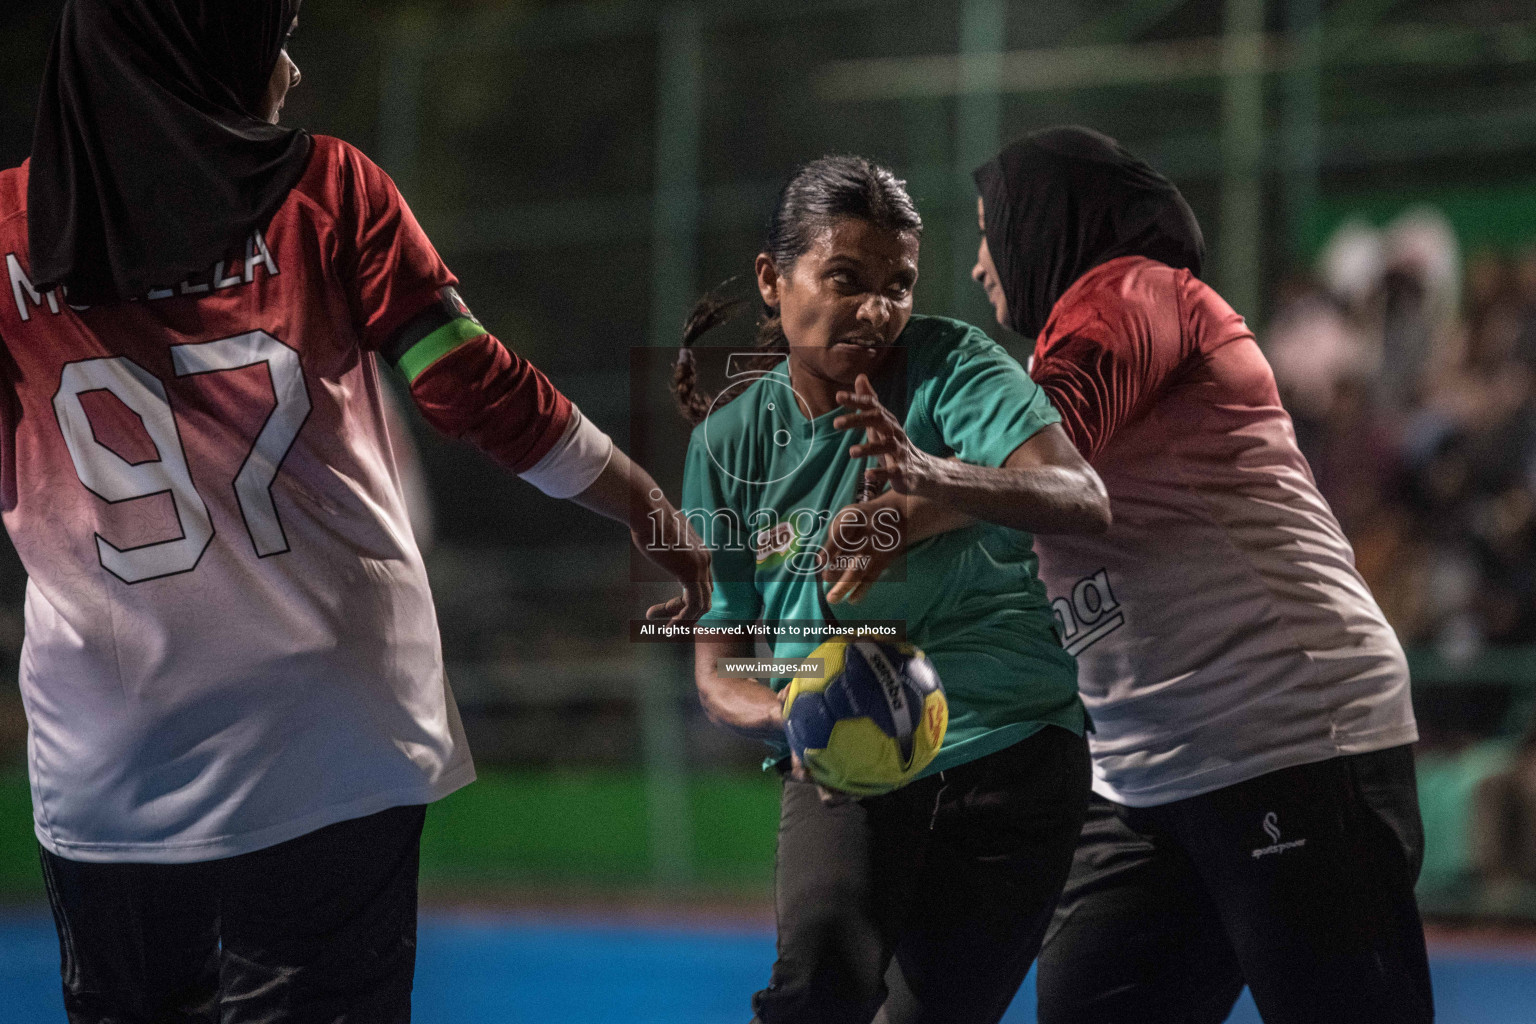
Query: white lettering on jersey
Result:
<box><xmin>53</xmin><ymin>331</ymin><xmax>311</xmax><ymax>582</ymax></box>
<box><xmin>9</xmin><ymin>253</ymin><xmax>60</xmax><ymax>322</ymax></box>
<box><xmin>54</xmin><ymin>356</ymin><xmax>215</xmax><ymax>583</ymax></box>
<box><xmin>170</xmin><ymin>331</ymin><xmax>310</xmax><ymax>557</ymax></box>
<box><xmin>245</xmin><ymin>230</ymin><xmax>280</xmax><ymax>282</ymax></box>
<box><xmin>1052</xmin><ymin>568</ymin><xmax>1125</xmax><ymax>656</ymax></box>
<box><xmin>6</xmin><ymin>229</ymin><xmax>280</xmax><ymax>322</ymax></box>
<box><xmin>213</xmin><ymin>260</ymin><xmax>242</xmax><ymax>289</ymax></box>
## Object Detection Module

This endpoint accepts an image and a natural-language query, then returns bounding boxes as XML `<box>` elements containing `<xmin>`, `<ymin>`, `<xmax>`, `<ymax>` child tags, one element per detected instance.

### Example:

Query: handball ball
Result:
<box><xmin>783</xmin><ymin>639</ymin><xmax>947</xmax><ymax>796</ymax></box>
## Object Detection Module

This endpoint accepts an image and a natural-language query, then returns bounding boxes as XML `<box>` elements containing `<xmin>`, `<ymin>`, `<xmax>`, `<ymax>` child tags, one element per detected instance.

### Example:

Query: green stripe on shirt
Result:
<box><xmin>395</xmin><ymin>317</ymin><xmax>487</xmax><ymax>382</ymax></box>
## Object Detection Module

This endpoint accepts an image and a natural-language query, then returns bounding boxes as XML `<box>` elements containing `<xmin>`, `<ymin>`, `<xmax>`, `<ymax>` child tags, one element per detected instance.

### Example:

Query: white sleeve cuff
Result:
<box><xmin>519</xmin><ymin>406</ymin><xmax>614</xmax><ymax>499</ymax></box>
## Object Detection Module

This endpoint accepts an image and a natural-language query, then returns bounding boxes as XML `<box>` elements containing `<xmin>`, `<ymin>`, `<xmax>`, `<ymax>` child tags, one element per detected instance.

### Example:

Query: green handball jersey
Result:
<box><xmin>681</xmin><ymin>315</ymin><xmax>1085</xmax><ymax>776</ymax></box>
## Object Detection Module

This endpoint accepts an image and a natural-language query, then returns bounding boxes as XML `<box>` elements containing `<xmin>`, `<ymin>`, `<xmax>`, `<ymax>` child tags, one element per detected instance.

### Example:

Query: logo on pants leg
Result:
<box><xmin>1252</xmin><ymin>811</ymin><xmax>1308</xmax><ymax>859</ymax></box>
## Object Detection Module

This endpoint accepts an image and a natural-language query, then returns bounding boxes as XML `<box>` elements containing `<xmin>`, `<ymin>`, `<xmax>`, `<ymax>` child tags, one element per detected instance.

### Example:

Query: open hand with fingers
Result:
<box><xmin>820</xmin><ymin>500</ymin><xmax>901</xmax><ymax>605</ymax></box>
<box><xmin>834</xmin><ymin>373</ymin><xmax>944</xmax><ymax>499</ymax></box>
<box><xmin>639</xmin><ymin>511</ymin><xmax>713</xmax><ymax>626</ymax></box>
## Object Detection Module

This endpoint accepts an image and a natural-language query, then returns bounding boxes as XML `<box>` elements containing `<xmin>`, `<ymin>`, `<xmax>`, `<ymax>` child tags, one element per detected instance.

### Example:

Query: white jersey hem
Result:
<box><xmin>1090</xmin><ymin>724</ymin><xmax>1420</xmax><ymax>808</ymax></box>
<box><xmin>34</xmin><ymin>760</ymin><xmax>477</xmax><ymax>865</ymax></box>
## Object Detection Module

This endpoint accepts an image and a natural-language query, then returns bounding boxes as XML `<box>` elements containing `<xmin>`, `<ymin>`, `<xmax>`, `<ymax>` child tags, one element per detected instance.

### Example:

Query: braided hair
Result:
<box><xmin>672</xmin><ymin>155</ymin><xmax>923</xmax><ymax>424</ymax></box>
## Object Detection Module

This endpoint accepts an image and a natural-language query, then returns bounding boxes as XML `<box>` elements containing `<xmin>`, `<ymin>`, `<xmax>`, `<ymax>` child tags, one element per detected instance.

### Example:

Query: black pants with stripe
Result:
<box><xmin>1036</xmin><ymin>744</ymin><xmax>1433</xmax><ymax>1024</ymax></box>
<box><xmin>752</xmin><ymin>725</ymin><xmax>1092</xmax><ymax>1024</ymax></box>
<box><xmin>39</xmin><ymin>803</ymin><xmax>426</xmax><ymax>1024</ymax></box>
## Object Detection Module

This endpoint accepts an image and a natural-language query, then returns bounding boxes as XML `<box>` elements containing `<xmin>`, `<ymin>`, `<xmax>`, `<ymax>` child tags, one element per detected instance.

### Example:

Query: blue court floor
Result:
<box><xmin>3</xmin><ymin>912</ymin><xmax>1535</xmax><ymax>1022</ymax></box>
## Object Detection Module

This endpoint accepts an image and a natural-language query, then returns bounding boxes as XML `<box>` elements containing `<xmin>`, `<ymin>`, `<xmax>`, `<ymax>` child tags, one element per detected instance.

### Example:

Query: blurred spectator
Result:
<box><xmin>1472</xmin><ymin>722</ymin><xmax>1536</xmax><ymax>889</ymax></box>
<box><xmin>1266</xmin><ymin>275</ymin><xmax>1374</xmax><ymax>427</ymax></box>
<box><xmin>1381</xmin><ymin>209</ymin><xmax>1461</xmax><ymax>409</ymax></box>
<box><xmin>1269</xmin><ymin>212</ymin><xmax>1536</xmax><ymax>655</ymax></box>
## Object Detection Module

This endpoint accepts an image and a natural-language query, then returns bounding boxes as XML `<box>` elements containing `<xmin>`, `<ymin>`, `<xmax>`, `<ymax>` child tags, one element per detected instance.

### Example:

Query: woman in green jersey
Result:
<box><xmin>670</xmin><ymin>156</ymin><xmax>1109</xmax><ymax>1024</ymax></box>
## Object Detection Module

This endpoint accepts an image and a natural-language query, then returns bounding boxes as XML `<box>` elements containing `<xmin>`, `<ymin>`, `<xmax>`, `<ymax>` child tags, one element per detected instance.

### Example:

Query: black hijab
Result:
<box><xmin>973</xmin><ymin>126</ymin><xmax>1205</xmax><ymax>340</ymax></box>
<box><xmin>28</xmin><ymin>0</ymin><xmax>312</xmax><ymax>303</ymax></box>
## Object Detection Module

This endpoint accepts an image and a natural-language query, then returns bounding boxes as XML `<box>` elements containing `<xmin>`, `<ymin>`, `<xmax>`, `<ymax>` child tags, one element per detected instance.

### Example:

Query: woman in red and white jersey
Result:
<box><xmin>5</xmin><ymin>2</ymin><xmax>707</xmax><ymax>1021</ymax></box>
<box><xmin>971</xmin><ymin>127</ymin><xmax>1431</xmax><ymax>1024</ymax></box>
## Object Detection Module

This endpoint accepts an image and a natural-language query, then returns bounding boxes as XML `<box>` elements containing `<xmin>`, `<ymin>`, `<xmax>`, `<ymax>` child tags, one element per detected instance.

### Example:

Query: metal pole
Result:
<box><xmin>1219</xmin><ymin>0</ymin><xmax>1266</xmax><ymax>323</ymax></box>
<box><xmin>1281</xmin><ymin>0</ymin><xmax>1322</xmax><ymax>261</ymax></box>
<box><xmin>641</xmin><ymin>1</ymin><xmax>702</xmax><ymax>888</ymax></box>
<box><xmin>952</xmin><ymin>0</ymin><xmax>1006</xmax><ymax>322</ymax></box>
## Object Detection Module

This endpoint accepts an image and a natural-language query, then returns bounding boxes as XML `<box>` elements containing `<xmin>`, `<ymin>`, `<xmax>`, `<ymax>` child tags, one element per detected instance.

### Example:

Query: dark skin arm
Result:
<box><xmin>821</xmin><ymin>484</ymin><xmax>977</xmax><ymax>605</ymax></box>
<box><xmin>692</xmin><ymin>637</ymin><xmax>848</xmax><ymax>804</ymax></box>
<box><xmin>692</xmin><ymin>637</ymin><xmax>784</xmax><ymax>740</ymax></box>
<box><xmin>573</xmin><ymin>446</ymin><xmax>712</xmax><ymax>625</ymax></box>
<box><xmin>836</xmin><ymin>374</ymin><xmax>1111</xmax><ymax>535</ymax></box>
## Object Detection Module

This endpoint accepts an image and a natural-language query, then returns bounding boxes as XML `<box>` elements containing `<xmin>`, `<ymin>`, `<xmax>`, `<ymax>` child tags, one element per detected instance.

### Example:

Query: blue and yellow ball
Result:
<box><xmin>783</xmin><ymin>639</ymin><xmax>947</xmax><ymax>796</ymax></box>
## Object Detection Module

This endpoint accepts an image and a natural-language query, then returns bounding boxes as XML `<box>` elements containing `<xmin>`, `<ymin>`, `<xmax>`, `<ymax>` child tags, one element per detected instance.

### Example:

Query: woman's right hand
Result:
<box><xmin>693</xmin><ymin>639</ymin><xmax>785</xmax><ymax>740</ymax></box>
<box><xmin>638</xmin><ymin>511</ymin><xmax>712</xmax><ymax>626</ymax></box>
<box><xmin>789</xmin><ymin>750</ymin><xmax>854</xmax><ymax>807</ymax></box>
<box><xmin>836</xmin><ymin>374</ymin><xmax>946</xmax><ymax>498</ymax></box>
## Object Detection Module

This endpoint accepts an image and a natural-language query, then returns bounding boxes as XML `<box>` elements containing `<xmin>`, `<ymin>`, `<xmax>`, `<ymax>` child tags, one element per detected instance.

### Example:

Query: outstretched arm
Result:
<box><xmin>570</xmin><ymin>447</ymin><xmax>713</xmax><ymax>625</ymax></box>
<box><xmin>337</xmin><ymin>142</ymin><xmax>708</xmax><ymax>620</ymax></box>
<box><xmin>401</xmin><ymin>321</ymin><xmax>710</xmax><ymax>623</ymax></box>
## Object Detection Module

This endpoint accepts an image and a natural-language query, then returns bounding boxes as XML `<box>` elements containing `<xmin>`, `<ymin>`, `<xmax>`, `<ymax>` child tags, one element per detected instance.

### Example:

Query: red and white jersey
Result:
<box><xmin>0</xmin><ymin>136</ymin><xmax>591</xmax><ymax>862</ymax></box>
<box><xmin>1031</xmin><ymin>256</ymin><xmax>1417</xmax><ymax>807</ymax></box>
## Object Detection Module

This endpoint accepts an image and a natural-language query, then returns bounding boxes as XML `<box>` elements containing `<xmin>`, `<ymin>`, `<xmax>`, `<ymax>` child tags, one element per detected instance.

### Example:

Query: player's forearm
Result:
<box><xmin>569</xmin><ymin>446</ymin><xmax>676</xmax><ymax>532</ymax></box>
<box><xmin>693</xmin><ymin>641</ymin><xmax>785</xmax><ymax>740</ymax></box>
<box><xmin>405</xmin><ymin>331</ymin><xmax>647</xmax><ymax>506</ymax></box>
<box><xmin>866</xmin><ymin>481</ymin><xmax>975</xmax><ymax>546</ymax></box>
<box><xmin>925</xmin><ymin>459</ymin><xmax>1109</xmax><ymax>535</ymax></box>
<box><xmin>699</xmin><ymin>676</ymin><xmax>786</xmax><ymax>740</ymax></box>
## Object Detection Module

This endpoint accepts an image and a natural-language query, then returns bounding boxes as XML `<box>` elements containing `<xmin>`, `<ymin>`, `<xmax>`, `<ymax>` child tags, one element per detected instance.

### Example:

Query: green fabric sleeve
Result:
<box><xmin>920</xmin><ymin>324</ymin><xmax>1062</xmax><ymax>467</ymax></box>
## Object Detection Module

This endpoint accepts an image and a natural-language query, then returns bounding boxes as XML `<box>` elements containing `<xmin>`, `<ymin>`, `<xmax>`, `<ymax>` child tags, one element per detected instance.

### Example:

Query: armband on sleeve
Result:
<box><xmin>394</xmin><ymin>288</ymin><xmax>578</xmax><ymax>476</ymax></box>
<box><xmin>386</xmin><ymin>287</ymin><xmax>485</xmax><ymax>382</ymax></box>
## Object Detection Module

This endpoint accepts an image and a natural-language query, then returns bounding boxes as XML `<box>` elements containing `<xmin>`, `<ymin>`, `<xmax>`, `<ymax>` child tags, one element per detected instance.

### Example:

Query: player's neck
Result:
<box><xmin>787</xmin><ymin>361</ymin><xmax>839</xmax><ymax>419</ymax></box>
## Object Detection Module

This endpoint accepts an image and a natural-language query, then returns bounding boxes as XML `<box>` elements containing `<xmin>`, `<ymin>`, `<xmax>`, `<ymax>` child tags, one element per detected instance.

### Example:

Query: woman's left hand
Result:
<box><xmin>834</xmin><ymin>374</ymin><xmax>943</xmax><ymax>498</ymax></box>
<box><xmin>820</xmin><ymin>501</ymin><xmax>902</xmax><ymax>604</ymax></box>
